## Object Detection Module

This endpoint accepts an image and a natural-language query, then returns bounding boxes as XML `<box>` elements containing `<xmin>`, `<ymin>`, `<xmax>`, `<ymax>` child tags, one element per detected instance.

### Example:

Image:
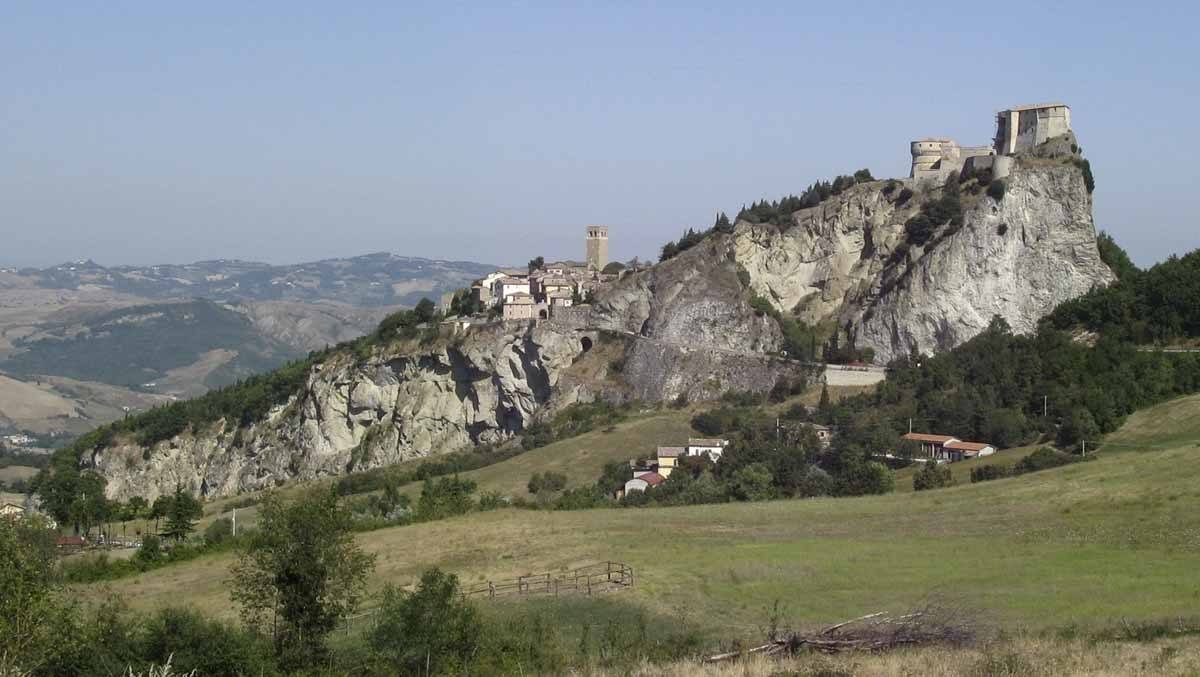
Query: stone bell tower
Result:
<box><xmin>586</xmin><ymin>225</ymin><xmax>609</xmax><ymax>271</ymax></box>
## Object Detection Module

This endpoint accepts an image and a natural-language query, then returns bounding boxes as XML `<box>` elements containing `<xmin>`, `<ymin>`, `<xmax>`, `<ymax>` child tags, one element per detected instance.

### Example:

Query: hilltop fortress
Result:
<box><xmin>910</xmin><ymin>103</ymin><xmax>1072</xmax><ymax>184</ymax></box>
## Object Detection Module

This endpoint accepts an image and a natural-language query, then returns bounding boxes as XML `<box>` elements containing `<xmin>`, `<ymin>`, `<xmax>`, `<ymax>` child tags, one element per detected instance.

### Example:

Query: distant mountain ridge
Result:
<box><xmin>8</xmin><ymin>252</ymin><xmax>498</xmax><ymax>307</ymax></box>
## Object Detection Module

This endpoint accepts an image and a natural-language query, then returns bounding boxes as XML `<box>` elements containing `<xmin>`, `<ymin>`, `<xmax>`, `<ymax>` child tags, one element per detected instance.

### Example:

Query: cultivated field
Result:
<box><xmin>96</xmin><ymin>393</ymin><xmax>1200</xmax><ymax>649</ymax></box>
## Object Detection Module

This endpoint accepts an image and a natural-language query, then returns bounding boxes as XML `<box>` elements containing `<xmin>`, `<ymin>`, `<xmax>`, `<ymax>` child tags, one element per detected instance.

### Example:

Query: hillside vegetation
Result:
<box><xmin>96</xmin><ymin>393</ymin><xmax>1200</xmax><ymax>636</ymax></box>
<box><xmin>1</xmin><ymin>300</ymin><xmax>298</xmax><ymax>389</ymax></box>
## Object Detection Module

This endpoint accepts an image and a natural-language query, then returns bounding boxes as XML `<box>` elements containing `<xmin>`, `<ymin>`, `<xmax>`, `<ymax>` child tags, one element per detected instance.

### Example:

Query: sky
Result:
<box><xmin>2</xmin><ymin>1</ymin><xmax>1197</xmax><ymax>269</ymax></box>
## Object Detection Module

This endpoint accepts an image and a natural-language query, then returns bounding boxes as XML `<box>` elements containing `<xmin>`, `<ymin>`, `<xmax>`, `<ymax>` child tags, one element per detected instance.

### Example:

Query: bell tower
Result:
<box><xmin>586</xmin><ymin>225</ymin><xmax>609</xmax><ymax>271</ymax></box>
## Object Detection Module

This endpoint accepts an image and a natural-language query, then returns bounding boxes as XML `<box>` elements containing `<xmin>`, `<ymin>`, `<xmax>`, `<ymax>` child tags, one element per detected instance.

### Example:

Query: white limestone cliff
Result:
<box><xmin>733</xmin><ymin>159</ymin><xmax>1114</xmax><ymax>363</ymax></box>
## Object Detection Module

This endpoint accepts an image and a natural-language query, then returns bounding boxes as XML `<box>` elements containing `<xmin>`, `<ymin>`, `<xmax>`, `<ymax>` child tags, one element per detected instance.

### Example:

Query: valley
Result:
<box><xmin>0</xmin><ymin>253</ymin><xmax>494</xmax><ymax>443</ymax></box>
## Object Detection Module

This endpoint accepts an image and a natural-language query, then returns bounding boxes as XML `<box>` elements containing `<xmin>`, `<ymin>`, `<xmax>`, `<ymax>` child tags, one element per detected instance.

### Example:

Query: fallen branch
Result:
<box><xmin>704</xmin><ymin>601</ymin><xmax>977</xmax><ymax>664</ymax></box>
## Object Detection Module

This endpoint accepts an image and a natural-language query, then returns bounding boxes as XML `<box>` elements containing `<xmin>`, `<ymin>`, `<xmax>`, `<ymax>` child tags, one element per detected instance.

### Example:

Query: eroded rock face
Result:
<box><xmin>93</xmin><ymin>158</ymin><xmax>1111</xmax><ymax>501</ymax></box>
<box><xmin>733</xmin><ymin>161</ymin><xmax>1115</xmax><ymax>363</ymax></box>
<box><xmin>95</xmin><ymin>322</ymin><xmax>592</xmax><ymax>501</ymax></box>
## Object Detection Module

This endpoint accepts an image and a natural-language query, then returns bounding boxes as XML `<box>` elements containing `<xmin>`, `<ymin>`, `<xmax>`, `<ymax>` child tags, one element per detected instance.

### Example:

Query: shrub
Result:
<box><xmin>1072</xmin><ymin>157</ymin><xmax>1095</xmax><ymax>193</ymax></box>
<box><xmin>970</xmin><ymin>464</ymin><xmax>1010</xmax><ymax>483</ymax></box>
<box><xmin>736</xmin><ymin>265</ymin><xmax>751</xmax><ymax>288</ymax></box>
<box><xmin>203</xmin><ymin>517</ymin><xmax>233</xmax><ymax>547</ymax></box>
<box><xmin>134</xmin><ymin>534</ymin><xmax>163</xmax><ymax>570</ymax></box>
<box><xmin>896</xmin><ymin>187</ymin><xmax>914</xmax><ymax>205</ymax></box>
<box><xmin>139</xmin><ymin>607</ymin><xmax>278</xmax><ymax>676</ymax></box>
<box><xmin>987</xmin><ymin>179</ymin><xmax>1006</xmax><ymax>201</ymax></box>
<box><xmin>913</xmin><ymin>462</ymin><xmax>953</xmax><ymax>491</ymax></box>
<box><xmin>370</xmin><ymin>569</ymin><xmax>481</xmax><ymax>675</ymax></box>
<box><xmin>836</xmin><ymin>460</ymin><xmax>895</xmax><ymax>496</ymax></box>
<box><xmin>729</xmin><ymin>463</ymin><xmax>774</xmax><ymax>502</ymax></box>
<box><xmin>527</xmin><ymin>471</ymin><xmax>567</xmax><ymax>495</ymax></box>
<box><xmin>1013</xmin><ymin>447</ymin><xmax>1080</xmax><ymax>475</ymax></box>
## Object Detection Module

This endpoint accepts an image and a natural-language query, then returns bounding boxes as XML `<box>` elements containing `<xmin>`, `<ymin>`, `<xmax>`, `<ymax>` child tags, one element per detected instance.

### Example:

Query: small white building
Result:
<box><xmin>622</xmin><ymin>471</ymin><xmax>665</xmax><ymax>497</ymax></box>
<box><xmin>686</xmin><ymin>438</ymin><xmax>729</xmax><ymax>461</ymax></box>
<box><xmin>493</xmin><ymin>277</ymin><xmax>531</xmax><ymax>302</ymax></box>
<box><xmin>0</xmin><ymin>503</ymin><xmax>26</xmax><ymax>519</ymax></box>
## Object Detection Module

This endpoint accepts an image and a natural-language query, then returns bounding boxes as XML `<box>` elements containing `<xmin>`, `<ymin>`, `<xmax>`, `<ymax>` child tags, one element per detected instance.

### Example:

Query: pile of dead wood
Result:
<box><xmin>704</xmin><ymin>602</ymin><xmax>978</xmax><ymax>663</ymax></box>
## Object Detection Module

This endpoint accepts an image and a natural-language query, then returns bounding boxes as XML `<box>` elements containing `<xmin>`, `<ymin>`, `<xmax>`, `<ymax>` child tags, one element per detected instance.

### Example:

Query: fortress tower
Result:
<box><xmin>586</xmin><ymin>225</ymin><xmax>609</xmax><ymax>271</ymax></box>
<box><xmin>994</xmin><ymin>103</ymin><xmax>1071</xmax><ymax>155</ymax></box>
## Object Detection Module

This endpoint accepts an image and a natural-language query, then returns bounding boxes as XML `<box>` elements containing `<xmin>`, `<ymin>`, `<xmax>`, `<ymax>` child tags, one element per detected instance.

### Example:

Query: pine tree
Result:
<box><xmin>162</xmin><ymin>485</ymin><xmax>201</xmax><ymax>542</ymax></box>
<box><xmin>818</xmin><ymin>384</ymin><xmax>832</xmax><ymax>422</ymax></box>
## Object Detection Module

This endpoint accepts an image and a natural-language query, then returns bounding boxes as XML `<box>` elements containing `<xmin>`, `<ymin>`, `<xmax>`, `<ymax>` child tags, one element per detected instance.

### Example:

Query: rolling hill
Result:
<box><xmin>94</xmin><ymin>393</ymin><xmax>1200</xmax><ymax>639</ymax></box>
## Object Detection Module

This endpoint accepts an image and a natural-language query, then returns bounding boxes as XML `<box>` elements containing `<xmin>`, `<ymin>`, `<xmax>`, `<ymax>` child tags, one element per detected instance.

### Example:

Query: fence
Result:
<box><xmin>461</xmin><ymin>561</ymin><xmax>634</xmax><ymax>601</ymax></box>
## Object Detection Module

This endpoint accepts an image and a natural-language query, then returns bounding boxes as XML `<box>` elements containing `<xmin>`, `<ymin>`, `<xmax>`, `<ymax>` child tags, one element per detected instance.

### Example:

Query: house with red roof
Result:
<box><xmin>901</xmin><ymin>432</ymin><xmax>995</xmax><ymax>462</ymax></box>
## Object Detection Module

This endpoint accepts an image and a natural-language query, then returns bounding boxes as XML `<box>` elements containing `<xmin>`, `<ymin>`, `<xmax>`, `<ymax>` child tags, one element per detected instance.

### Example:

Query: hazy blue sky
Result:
<box><xmin>2</xmin><ymin>2</ymin><xmax>1196</xmax><ymax>269</ymax></box>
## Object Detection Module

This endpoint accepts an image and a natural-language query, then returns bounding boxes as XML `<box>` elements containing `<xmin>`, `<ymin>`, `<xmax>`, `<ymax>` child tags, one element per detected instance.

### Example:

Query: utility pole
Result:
<box><xmin>908</xmin><ymin>417</ymin><xmax>913</xmax><ymax>434</ymax></box>
<box><xmin>232</xmin><ymin>508</ymin><xmax>237</xmax><ymax>537</ymax></box>
<box><xmin>1081</xmin><ymin>440</ymin><xmax>1086</xmax><ymax>457</ymax></box>
<box><xmin>1043</xmin><ymin>395</ymin><xmax>1048</xmax><ymax>418</ymax></box>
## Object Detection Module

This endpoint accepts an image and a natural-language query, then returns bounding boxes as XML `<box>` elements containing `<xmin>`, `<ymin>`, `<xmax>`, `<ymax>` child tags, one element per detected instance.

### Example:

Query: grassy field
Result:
<box><xmin>0</xmin><ymin>464</ymin><xmax>39</xmax><ymax>483</ymax></box>
<box><xmin>94</xmin><ymin>393</ymin><xmax>1200</xmax><ymax>644</ymax></box>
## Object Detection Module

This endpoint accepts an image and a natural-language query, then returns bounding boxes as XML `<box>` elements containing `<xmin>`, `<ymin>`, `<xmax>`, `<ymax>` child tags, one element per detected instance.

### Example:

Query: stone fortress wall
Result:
<box><xmin>910</xmin><ymin>103</ymin><xmax>1069</xmax><ymax>185</ymax></box>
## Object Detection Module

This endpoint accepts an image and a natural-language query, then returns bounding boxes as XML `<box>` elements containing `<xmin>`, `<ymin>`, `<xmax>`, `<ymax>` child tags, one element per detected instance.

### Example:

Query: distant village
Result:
<box><xmin>449</xmin><ymin>225</ymin><xmax>646</xmax><ymax>323</ymax></box>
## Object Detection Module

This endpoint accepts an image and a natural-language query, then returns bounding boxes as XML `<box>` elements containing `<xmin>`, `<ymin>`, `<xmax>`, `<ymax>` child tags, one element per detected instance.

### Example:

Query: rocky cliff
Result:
<box><xmin>733</xmin><ymin>158</ymin><xmax>1114</xmax><ymax>363</ymax></box>
<box><xmin>95</xmin><ymin>241</ymin><xmax>806</xmax><ymax>501</ymax></box>
<box><xmin>91</xmin><ymin>150</ymin><xmax>1112</xmax><ymax>501</ymax></box>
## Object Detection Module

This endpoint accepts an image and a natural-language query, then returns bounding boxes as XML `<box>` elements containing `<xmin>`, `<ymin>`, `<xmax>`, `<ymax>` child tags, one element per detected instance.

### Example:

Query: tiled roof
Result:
<box><xmin>901</xmin><ymin>433</ymin><xmax>959</xmax><ymax>444</ymax></box>
<box><xmin>656</xmin><ymin>446</ymin><xmax>686</xmax><ymax>458</ymax></box>
<box><xmin>640</xmin><ymin>472</ymin><xmax>665</xmax><ymax>486</ymax></box>
<box><xmin>688</xmin><ymin>438</ymin><xmax>729</xmax><ymax>448</ymax></box>
<box><xmin>944</xmin><ymin>441</ymin><xmax>992</xmax><ymax>452</ymax></box>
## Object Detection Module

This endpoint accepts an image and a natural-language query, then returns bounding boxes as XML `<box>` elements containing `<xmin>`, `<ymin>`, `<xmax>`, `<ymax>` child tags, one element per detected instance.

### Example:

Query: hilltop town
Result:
<box><xmin>454</xmin><ymin>225</ymin><xmax>643</xmax><ymax>323</ymax></box>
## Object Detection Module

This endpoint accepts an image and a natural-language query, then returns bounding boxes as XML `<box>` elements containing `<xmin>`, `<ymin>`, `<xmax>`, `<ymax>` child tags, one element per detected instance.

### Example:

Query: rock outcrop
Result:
<box><xmin>95</xmin><ymin>240</ymin><xmax>807</xmax><ymax>501</ymax></box>
<box><xmin>91</xmin><ymin>149</ymin><xmax>1113</xmax><ymax>501</ymax></box>
<box><xmin>734</xmin><ymin>159</ymin><xmax>1114</xmax><ymax>363</ymax></box>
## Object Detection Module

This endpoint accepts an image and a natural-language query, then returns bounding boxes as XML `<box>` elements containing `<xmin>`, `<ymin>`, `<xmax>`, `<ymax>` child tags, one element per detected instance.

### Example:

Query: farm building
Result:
<box><xmin>622</xmin><ymin>471</ymin><xmax>665</xmax><ymax>497</ymax></box>
<box><xmin>686</xmin><ymin>438</ymin><xmax>729</xmax><ymax>461</ymax></box>
<box><xmin>1</xmin><ymin>502</ymin><xmax>26</xmax><ymax>520</ymax></box>
<box><xmin>901</xmin><ymin>433</ymin><xmax>996</xmax><ymax>462</ymax></box>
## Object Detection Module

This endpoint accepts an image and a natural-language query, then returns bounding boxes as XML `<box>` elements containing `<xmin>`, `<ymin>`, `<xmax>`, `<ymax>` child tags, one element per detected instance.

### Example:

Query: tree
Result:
<box><xmin>1057</xmin><ymin>407</ymin><xmax>1100</xmax><ymax>451</ymax></box>
<box><xmin>413</xmin><ymin>298</ymin><xmax>437</xmax><ymax>324</ymax></box>
<box><xmin>730</xmin><ymin>463</ymin><xmax>774</xmax><ymax>501</ymax></box>
<box><xmin>527</xmin><ymin>256</ymin><xmax>545</xmax><ymax>273</ymax></box>
<box><xmin>150</xmin><ymin>494</ymin><xmax>173</xmax><ymax>533</ymax></box>
<box><xmin>370</xmin><ymin>569</ymin><xmax>481</xmax><ymax>675</ymax></box>
<box><xmin>913</xmin><ymin>462</ymin><xmax>953</xmax><ymax>491</ymax></box>
<box><xmin>714</xmin><ymin>211</ymin><xmax>733</xmax><ymax>233</ymax></box>
<box><xmin>836</xmin><ymin>460</ymin><xmax>895</xmax><ymax>496</ymax></box>
<box><xmin>134</xmin><ymin>533</ymin><xmax>163</xmax><ymax>570</ymax></box>
<box><xmin>817</xmin><ymin>384</ymin><xmax>832</xmax><ymax>422</ymax></box>
<box><xmin>162</xmin><ymin>485</ymin><xmax>202</xmax><ymax>542</ymax></box>
<box><xmin>204</xmin><ymin>517</ymin><xmax>234</xmax><ymax>546</ymax></box>
<box><xmin>0</xmin><ymin>515</ymin><xmax>60</xmax><ymax>662</ymax></box>
<box><xmin>230</xmin><ymin>487</ymin><xmax>375</xmax><ymax>669</ymax></box>
<box><xmin>415</xmin><ymin>476</ymin><xmax>477</xmax><ymax>521</ymax></box>
<box><xmin>126</xmin><ymin>496</ymin><xmax>148</xmax><ymax>520</ymax></box>
<box><xmin>853</xmin><ymin>168</ymin><xmax>875</xmax><ymax>182</ymax></box>
<box><xmin>601</xmin><ymin>261</ymin><xmax>626</xmax><ymax>275</ymax></box>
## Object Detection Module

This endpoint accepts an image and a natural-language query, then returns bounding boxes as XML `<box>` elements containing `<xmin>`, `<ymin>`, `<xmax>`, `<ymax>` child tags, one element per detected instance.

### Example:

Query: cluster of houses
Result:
<box><xmin>900</xmin><ymin>433</ymin><xmax>996</xmax><ymax>462</ymax></box>
<box><xmin>461</xmin><ymin>226</ymin><xmax>650</xmax><ymax>322</ymax></box>
<box><xmin>619</xmin><ymin>438</ymin><xmax>730</xmax><ymax>498</ymax></box>
<box><xmin>472</xmin><ymin>261</ymin><xmax>611</xmax><ymax>321</ymax></box>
